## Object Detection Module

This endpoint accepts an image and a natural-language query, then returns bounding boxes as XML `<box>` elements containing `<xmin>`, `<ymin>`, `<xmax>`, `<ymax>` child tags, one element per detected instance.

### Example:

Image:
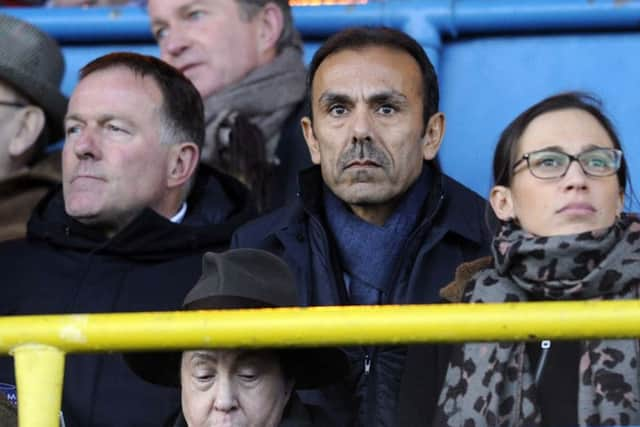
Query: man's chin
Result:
<box><xmin>64</xmin><ymin>206</ymin><xmax>99</xmax><ymax>222</ymax></box>
<box><xmin>335</xmin><ymin>186</ymin><xmax>395</xmax><ymax>206</ymax></box>
<box><xmin>344</xmin><ymin>167</ymin><xmax>384</xmax><ymax>183</ymax></box>
<box><xmin>64</xmin><ymin>206</ymin><xmax>108</xmax><ymax>226</ymax></box>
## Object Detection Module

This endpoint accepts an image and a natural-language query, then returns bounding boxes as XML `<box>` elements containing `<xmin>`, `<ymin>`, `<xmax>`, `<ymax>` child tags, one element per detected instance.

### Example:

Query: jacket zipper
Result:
<box><xmin>364</xmin><ymin>352</ymin><xmax>371</xmax><ymax>375</ymax></box>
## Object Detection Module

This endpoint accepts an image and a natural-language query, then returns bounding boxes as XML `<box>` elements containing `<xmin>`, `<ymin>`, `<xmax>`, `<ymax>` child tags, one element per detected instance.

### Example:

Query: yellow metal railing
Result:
<box><xmin>4</xmin><ymin>300</ymin><xmax>640</xmax><ymax>426</ymax></box>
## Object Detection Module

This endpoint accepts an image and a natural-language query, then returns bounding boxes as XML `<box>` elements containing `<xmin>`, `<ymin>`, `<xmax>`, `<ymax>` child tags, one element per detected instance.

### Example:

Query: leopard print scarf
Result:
<box><xmin>434</xmin><ymin>214</ymin><xmax>640</xmax><ymax>427</ymax></box>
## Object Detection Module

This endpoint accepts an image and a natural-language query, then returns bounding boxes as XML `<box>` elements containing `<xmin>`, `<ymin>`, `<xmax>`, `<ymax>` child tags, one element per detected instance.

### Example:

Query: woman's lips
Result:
<box><xmin>557</xmin><ymin>202</ymin><xmax>596</xmax><ymax>215</ymax></box>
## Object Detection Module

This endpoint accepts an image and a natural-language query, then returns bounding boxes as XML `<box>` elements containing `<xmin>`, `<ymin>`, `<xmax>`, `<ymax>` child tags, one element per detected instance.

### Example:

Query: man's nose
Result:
<box><xmin>351</xmin><ymin>108</ymin><xmax>373</xmax><ymax>143</ymax></box>
<box><xmin>212</xmin><ymin>375</ymin><xmax>236</xmax><ymax>412</ymax></box>
<box><xmin>161</xmin><ymin>25</ymin><xmax>190</xmax><ymax>60</ymax></box>
<box><xmin>70</xmin><ymin>126</ymin><xmax>101</xmax><ymax>160</ymax></box>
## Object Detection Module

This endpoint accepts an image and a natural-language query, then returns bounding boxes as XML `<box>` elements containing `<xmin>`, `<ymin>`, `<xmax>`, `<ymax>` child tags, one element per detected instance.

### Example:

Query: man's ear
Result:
<box><xmin>167</xmin><ymin>142</ymin><xmax>199</xmax><ymax>189</ymax></box>
<box><xmin>490</xmin><ymin>185</ymin><xmax>515</xmax><ymax>222</ymax></box>
<box><xmin>8</xmin><ymin>105</ymin><xmax>45</xmax><ymax>159</ymax></box>
<box><xmin>255</xmin><ymin>2</ymin><xmax>283</xmax><ymax>59</ymax></box>
<box><xmin>301</xmin><ymin>116</ymin><xmax>321</xmax><ymax>165</ymax></box>
<box><xmin>422</xmin><ymin>112</ymin><xmax>445</xmax><ymax>160</ymax></box>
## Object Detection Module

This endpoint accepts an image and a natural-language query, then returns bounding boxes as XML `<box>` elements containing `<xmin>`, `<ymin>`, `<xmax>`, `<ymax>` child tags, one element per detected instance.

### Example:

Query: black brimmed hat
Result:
<box><xmin>126</xmin><ymin>249</ymin><xmax>348</xmax><ymax>389</ymax></box>
<box><xmin>0</xmin><ymin>14</ymin><xmax>67</xmax><ymax>142</ymax></box>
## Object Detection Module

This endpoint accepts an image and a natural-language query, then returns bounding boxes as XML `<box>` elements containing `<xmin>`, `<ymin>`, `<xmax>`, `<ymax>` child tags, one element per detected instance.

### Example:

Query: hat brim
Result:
<box><xmin>124</xmin><ymin>345</ymin><xmax>349</xmax><ymax>390</ymax></box>
<box><xmin>125</xmin><ymin>297</ymin><xmax>350</xmax><ymax>389</ymax></box>
<box><xmin>0</xmin><ymin>65</ymin><xmax>67</xmax><ymax>143</ymax></box>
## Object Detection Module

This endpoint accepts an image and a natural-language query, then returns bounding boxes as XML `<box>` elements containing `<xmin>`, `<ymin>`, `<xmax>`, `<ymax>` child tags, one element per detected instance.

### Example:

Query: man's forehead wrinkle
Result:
<box><xmin>150</xmin><ymin>0</ymin><xmax>197</xmax><ymax>20</ymax></box>
<box><xmin>64</xmin><ymin>113</ymin><xmax>83</xmax><ymax>124</ymax></box>
<box><xmin>176</xmin><ymin>0</ymin><xmax>198</xmax><ymax>16</ymax></box>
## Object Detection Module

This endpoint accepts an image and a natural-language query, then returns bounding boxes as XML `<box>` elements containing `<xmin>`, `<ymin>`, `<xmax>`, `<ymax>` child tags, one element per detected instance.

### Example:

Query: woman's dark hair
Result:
<box><xmin>492</xmin><ymin>92</ymin><xmax>629</xmax><ymax>194</ymax></box>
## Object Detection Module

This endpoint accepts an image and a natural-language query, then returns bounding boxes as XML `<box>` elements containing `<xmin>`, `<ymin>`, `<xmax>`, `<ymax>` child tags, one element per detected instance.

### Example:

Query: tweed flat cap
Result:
<box><xmin>0</xmin><ymin>14</ymin><xmax>67</xmax><ymax>142</ymax></box>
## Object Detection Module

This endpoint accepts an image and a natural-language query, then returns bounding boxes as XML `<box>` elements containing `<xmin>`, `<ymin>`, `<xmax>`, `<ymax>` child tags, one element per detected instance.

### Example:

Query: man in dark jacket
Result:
<box><xmin>0</xmin><ymin>53</ymin><xmax>253</xmax><ymax>427</ymax></box>
<box><xmin>232</xmin><ymin>27</ymin><xmax>492</xmax><ymax>426</ymax></box>
<box><xmin>148</xmin><ymin>0</ymin><xmax>311</xmax><ymax>211</ymax></box>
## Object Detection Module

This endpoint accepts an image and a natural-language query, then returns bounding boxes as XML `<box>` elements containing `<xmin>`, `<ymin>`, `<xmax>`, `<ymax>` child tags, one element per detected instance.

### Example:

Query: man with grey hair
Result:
<box><xmin>0</xmin><ymin>52</ymin><xmax>254</xmax><ymax>427</ymax></box>
<box><xmin>148</xmin><ymin>0</ymin><xmax>311</xmax><ymax>211</ymax></box>
<box><xmin>0</xmin><ymin>14</ymin><xmax>67</xmax><ymax>241</ymax></box>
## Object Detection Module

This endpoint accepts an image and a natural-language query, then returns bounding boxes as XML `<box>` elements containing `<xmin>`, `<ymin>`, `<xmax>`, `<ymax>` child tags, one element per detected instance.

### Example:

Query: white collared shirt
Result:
<box><xmin>170</xmin><ymin>202</ymin><xmax>187</xmax><ymax>224</ymax></box>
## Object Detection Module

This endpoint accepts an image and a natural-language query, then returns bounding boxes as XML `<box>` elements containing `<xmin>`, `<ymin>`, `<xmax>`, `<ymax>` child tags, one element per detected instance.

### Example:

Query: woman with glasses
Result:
<box><xmin>432</xmin><ymin>92</ymin><xmax>639</xmax><ymax>426</ymax></box>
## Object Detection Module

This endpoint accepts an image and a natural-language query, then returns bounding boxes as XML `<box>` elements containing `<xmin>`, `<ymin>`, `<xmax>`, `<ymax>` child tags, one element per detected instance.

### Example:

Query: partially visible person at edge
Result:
<box><xmin>127</xmin><ymin>248</ymin><xmax>349</xmax><ymax>427</ymax></box>
<box><xmin>0</xmin><ymin>52</ymin><xmax>254</xmax><ymax>427</ymax></box>
<box><xmin>147</xmin><ymin>0</ymin><xmax>311</xmax><ymax>211</ymax></box>
<box><xmin>0</xmin><ymin>394</ymin><xmax>16</xmax><ymax>427</ymax></box>
<box><xmin>232</xmin><ymin>27</ymin><xmax>492</xmax><ymax>427</ymax></box>
<box><xmin>428</xmin><ymin>92</ymin><xmax>640</xmax><ymax>427</ymax></box>
<box><xmin>0</xmin><ymin>14</ymin><xmax>67</xmax><ymax>241</ymax></box>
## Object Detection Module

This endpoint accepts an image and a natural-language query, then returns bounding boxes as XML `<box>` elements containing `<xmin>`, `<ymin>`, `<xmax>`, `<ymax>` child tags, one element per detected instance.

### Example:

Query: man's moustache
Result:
<box><xmin>338</xmin><ymin>142</ymin><xmax>389</xmax><ymax>169</ymax></box>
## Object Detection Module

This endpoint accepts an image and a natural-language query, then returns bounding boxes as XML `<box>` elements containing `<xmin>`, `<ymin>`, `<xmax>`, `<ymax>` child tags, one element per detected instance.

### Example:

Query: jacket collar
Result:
<box><xmin>293</xmin><ymin>164</ymin><xmax>487</xmax><ymax>248</ymax></box>
<box><xmin>429</xmin><ymin>172</ymin><xmax>488</xmax><ymax>247</ymax></box>
<box><xmin>27</xmin><ymin>165</ymin><xmax>255</xmax><ymax>260</ymax></box>
<box><xmin>439</xmin><ymin>256</ymin><xmax>493</xmax><ymax>302</ymax></box>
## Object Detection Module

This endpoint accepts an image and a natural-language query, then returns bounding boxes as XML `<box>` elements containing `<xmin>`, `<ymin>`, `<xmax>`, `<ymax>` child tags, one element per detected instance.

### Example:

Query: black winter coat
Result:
<box><xmin>0</xmin><ymin>166</ymin><xmax>254</xmax><ymax>427</ymax></box>
<box><xmin>231</xmin><ymin>165</ymin><xmax>492</xmax><ymax>427</ymax></box>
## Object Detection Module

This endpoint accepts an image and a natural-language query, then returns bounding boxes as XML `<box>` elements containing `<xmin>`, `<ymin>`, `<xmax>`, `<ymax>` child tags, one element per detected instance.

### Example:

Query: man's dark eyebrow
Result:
<box><xmin>96</xmin><ymin>115</ymin><xmax>136</xmax><ymax>127</ymax></box>
<box><xmin>317</xmin><ymin>92</ymin><xmax>352</xmax><ymax>106</ymax></box>
<box><xmin>65</xmin><ymin>114</ymin><xmax>134</xmax><ymax>128</ymax></box>
<box><xmin>367</xmin><ymin>91</ymin><xmax>408</xmax><ymax>105</ymax></box>
<box><xmin>318</xmin><ymin>91</ymin><xmax>408</xmax><ymax>107</ymax></box>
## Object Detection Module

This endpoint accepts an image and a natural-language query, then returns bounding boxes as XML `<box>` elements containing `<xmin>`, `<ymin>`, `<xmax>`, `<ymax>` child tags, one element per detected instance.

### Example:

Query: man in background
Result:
<box><xmin>0</xmin><ymin>14</ymin><xmax>67</xmax><ymax>241</ymax></box>
<box><xmin>147</xmin><ymin>0</ymin><xmax>311</xmax><ymax>210</ymax></box>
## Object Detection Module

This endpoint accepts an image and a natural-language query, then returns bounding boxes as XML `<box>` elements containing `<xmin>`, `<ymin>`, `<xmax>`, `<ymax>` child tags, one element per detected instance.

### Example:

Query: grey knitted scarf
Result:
<box><xmin>202</xmin><ymin>46</ymin><xmax>306</xmax><ymax>166</ymax></box>
<box><xmin>434</xmin><ymin>215</ymin><xmax>640</xmax><ymax>427</ymax></box>
<box><xmin>200</xmin><ymin>46</ymin><xmax>306</xmax><ymax>209</ymax></box>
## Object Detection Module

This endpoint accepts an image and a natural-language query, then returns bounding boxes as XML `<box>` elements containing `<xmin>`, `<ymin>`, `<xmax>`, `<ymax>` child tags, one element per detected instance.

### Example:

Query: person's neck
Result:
<box><xmin>348</xmin><ymin>201</ymin><xmax>399</xmax><ymax>227</ymax></box>
<box><xmin>153</xmin><ymin>189</ymin><xmax>186</xmax><ymax>221</ymax></box>
<box><xmin>78</xmin><ymin>200</ymin><xmax>184</xmax><ymax>239</ymax></box>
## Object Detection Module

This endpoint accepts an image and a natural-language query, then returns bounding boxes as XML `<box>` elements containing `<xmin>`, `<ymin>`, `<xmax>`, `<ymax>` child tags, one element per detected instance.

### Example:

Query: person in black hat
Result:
<box><xmin>0</xmin><ymin>14</ymin><xmax>68</xmax><ymax>241</ymax></box>
<box><xmin>127</xmin><ymin>248</ymin><xmax>348</xmax><ymax>427</ymax></box>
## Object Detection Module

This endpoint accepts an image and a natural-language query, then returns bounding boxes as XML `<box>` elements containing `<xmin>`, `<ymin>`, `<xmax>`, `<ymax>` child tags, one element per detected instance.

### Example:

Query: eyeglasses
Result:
<box><xmin>0</xmin><ymin>100</ymin><xmax>27</xmax><ymax>109</ymax></box>
<box><xmin>512</xmin><ymin>147</ymin><xmax>622</xmax><ymax>179</ymax></box>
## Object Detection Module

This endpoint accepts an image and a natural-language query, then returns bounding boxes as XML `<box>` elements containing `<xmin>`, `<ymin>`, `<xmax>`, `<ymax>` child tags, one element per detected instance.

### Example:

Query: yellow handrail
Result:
<box><xmin>4</xmin><ymin>300</ymin><xmax>640</xmax><ymax>426</ymax></box>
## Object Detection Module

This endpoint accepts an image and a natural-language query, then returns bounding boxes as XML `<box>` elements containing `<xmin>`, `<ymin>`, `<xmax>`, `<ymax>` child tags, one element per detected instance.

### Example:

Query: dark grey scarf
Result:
<box><xmin>435</xmin><ymin>215</ymin><xmax>640</xmax><ymax>427</ymax></box>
